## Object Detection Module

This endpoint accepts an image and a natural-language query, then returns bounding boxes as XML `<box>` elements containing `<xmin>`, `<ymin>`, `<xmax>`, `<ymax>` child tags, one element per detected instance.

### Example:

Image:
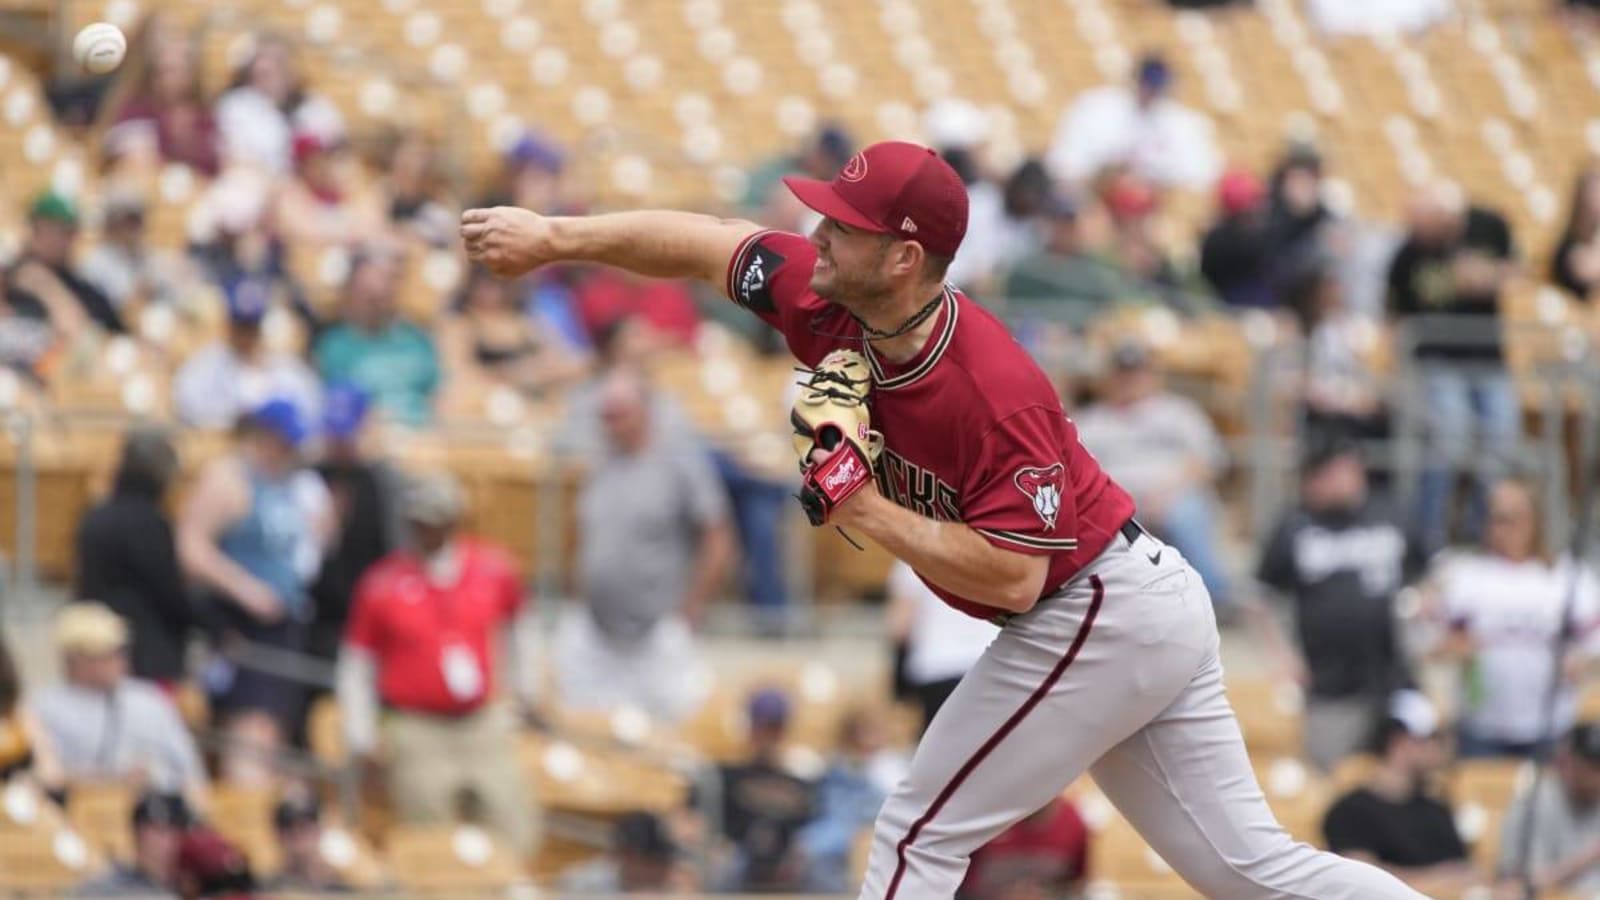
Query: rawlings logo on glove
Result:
<box><xmin>791</xmin><ymin>349</ymin><xmax>883</xmax><ymax>527</ymax></box>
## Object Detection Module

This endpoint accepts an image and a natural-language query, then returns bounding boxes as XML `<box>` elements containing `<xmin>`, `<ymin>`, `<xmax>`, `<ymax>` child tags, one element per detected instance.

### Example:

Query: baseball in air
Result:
<box><xmin>73</xmin><ymin>23</ymin><xmax>127</xmax><ymax>75</ymax></box>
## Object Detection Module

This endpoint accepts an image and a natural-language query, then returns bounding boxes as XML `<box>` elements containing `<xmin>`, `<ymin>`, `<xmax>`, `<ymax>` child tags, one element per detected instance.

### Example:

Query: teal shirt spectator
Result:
<box><xmin>219</xmin><ymin>468</ymin><xmax>308</xmax><ymax>620</ymax></box>
<box><xmin>314</xmin><ymin>321</ymin><xmax>440</xmax><ymax>427</ymax></box>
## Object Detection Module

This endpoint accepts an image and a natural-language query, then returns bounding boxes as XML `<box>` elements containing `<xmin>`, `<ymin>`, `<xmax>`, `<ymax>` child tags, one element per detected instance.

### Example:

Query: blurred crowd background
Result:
<box><xmin>3</xmin><ymin>0</ymin><xmax>1600</xmax><ymax>897</ymax></box>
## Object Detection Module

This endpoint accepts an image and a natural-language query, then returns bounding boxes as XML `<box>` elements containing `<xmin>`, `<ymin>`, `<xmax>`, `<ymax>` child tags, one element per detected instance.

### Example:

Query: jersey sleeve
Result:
<box><xmin>962</xmin><ymin>405</ymin><xmax>1081</xmax><ymax>556</ymax></box>
<box><xmin>723</xmin><ymin>229</ymin><xmax>837</xmax><ymax>365</ymax></box>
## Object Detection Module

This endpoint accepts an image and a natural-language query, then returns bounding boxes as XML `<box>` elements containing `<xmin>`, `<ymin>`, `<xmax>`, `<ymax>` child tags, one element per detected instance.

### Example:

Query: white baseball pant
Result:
<box><xmin>859</xmin><ymin>525</ymin><xmax>1427</xmax><ymax>899</ymax></box>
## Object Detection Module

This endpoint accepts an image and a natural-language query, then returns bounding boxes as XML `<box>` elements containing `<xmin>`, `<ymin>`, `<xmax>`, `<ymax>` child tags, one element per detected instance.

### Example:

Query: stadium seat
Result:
<box><xmin>1086</xmin><ymin>812</ymin><xmax>1194</xmax><ymax>896</ymax></box>
<box><xmin>0</xmin><ymin>824</ymin><xmax>104</xmax><ymax>895</ymax></box>
<box><xmin>206</xmin><ymin>785</ymin><xmax>281</xmax><ymax>875</ymax></box>
<box><xmin>66</xmin><ymin>782</ymin><xmax>135</xmax><ymax>864</ymax></box>
<box><xmin>383</xmin><ymin>823</ymin><xmax>527</xmax><ymax>893</ymax></box>
<box><xmin>1224</xmin><ymin>677</ymin><xmax>1305</xmax><ymax>760</ymax></box>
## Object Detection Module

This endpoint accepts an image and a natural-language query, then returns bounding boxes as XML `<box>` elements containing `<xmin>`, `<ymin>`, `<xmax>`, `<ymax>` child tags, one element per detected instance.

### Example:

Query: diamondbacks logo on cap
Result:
<box><xmin>839</xmin><ymin>153</ymin><xmax>868</xmax><ymax>183</ymax></box>
<box><xmin>1013</xmin><ymin>463</ymin><xmax>1066</xmax><ymax>531</ymax></box>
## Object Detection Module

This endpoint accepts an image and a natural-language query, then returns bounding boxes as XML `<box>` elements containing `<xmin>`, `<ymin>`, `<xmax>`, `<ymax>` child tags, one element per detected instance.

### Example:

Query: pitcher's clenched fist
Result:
<box><xmin>460</xmin><ymin>207</ymin><xmax>552</xmax><ymax>277</ymax></box>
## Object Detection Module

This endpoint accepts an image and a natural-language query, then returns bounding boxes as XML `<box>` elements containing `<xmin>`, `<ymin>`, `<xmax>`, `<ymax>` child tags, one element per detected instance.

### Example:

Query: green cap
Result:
<box><xmin>29</xmin><ymin>192</ymin><xmax>79</xmax><ymax>226</ymax></box>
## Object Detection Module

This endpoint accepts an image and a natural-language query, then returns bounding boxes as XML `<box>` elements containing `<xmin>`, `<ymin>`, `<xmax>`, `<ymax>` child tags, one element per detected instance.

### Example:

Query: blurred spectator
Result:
<box><xmin>80</xmin><ymin>189</ymin><xmax>197</xmax><ymax>311</ymax></box>
<box><xmin>1426</xmin><ymin>476</ymin><xmax>1600</xmax><ymax>759</ymax></box>
<box><xmin>216</xmin><ymin>33</ymin><xmax>345</xmax><ymax>174</ymax></box>
<box><xmin>1075</xmin><ymin>342</ymin><xmax>1233</xmax><ymax>608</ymax></box>
<box><xmin>742</xmin><ymin>124</ymin><xmax>854</xmax><ymax>222</ymax></box>
<box><xmin>1267</xmin><ymin>145</ymin><xmax>1336</xmax><ymax>280</ymax></box>
<box><xmin>799</xmin><ymin>710</ymin><xmax>901</xmax><ymax>893</ymax></box>
<box><xmin>1552</xmin><ymin>168</ymin><xmax>1600</xmax><ymax>302</ymax></box>
<box><xmin>186</xmin><ymin>169</ymin><xmax>312</xmax><ymax>323</ymax></box>
<box><xmin>439</xmin><ymin>265</ymin><xmax>589</xmax><ymax>406</ymax></box>
<box><xmin>886</xmin><ymin>560</ymin><xmax>994</xmax><ymax>734</ymax></box>
<box><xmin>31</xmin><ymin>605</ymin><xmax>206</xmax><ymax>800</ymax></box>
<box><xmin>560</xmin><ymin>811</ymin><xmax>689</xmax><ymax>893</ymax></box>
<box><xmin>275</xmin><ymin>131</ymin><xmax>388</xmax><ymax>248</ymax></box>
<box><xmin>1386</xmin><ymin>183</ymin><xmax>1518</xmax><ymax>550</ymax></box>
<box><xmin>306</xmin><ymin>384</ymin><xmax>402</xmax><ymax>666</ymax></box>
<box><xmin>338</xmin><ymin>471</ymin><xmax>538</xmax><ymax>855</ymax></box>
<box><xmin>103</xmin><ymin>19</ymin><xmax>219</xmax><ymax>175</ymax></box>
<box><xmin>1497</xmin><ymin>723</ymin><xmax>1600</xmax><ymax>894</ymax></box>
<box><xmin>264</xmin><ymin>792</ymin><xmax>350</xmax><ymax>893</ymax></box>
<box><xmin>962</xmin><ymin>796</ymin><xmax>1090</xmax><ymax>899</ymax></box>
<box><xmin>474</xmin><ymin>130</ymin><xmax>568</xmax><ymax>212</ymax></box>
<box><xmin>378</xmin><ymin>130</ymin><xmax>456</xmax><ymax>247</ymax></box>
<box><xmin>314</xmin><ymin>250</ymin><xmax>440</xmax><ymax>427</ymax></box>
<box><xmin>1101</xmin><ymin>172</ymin><xmax>1214</xmax><ymax>314</ymax></box>
<box><xmin>2</xmin><ymin>193</ymin><xmax>125</xmax><ymax>364</ymax></box>
<box><xmin>173</xmin><ymin>828</ymin><xmax>256</xmax><ymax>900</ymax></box>
<box><xmin>574</xmin><ymin>269</ymin><xmax>703</xmax><ymax>350</ymax></box>
<box><xmin>1200</xmin><ymin>169</ymin><xmax>1277</xmax><ymax>309</ymax></box>
<box><xmin>79</xmin><ymin>792</ymin><xmax>194</xmax><ymax>896</ymax></box>
<box><xmin>1252</xmin><ymin>438</ymin><xmax>1425</xmax><ymax>770</ymax></box>
<box><xmin>1289</xmin><ymin>266</ymin><xmax>1389</xmax><ymax>444</ymax></box>
<box><xmin>1046</xmin><ymin>53</ymin><xmax>1220</xmax><ymax>190</ymax></box>
<box><xmin>1003</xmin><ymin>191</ymin><xmax>1155</xmax><ymax>326</ymax></box>
<box><xmin>711</xmin><ymin>446</ymin><xmax>792</xmax><ymax>639</ymax></box>
<box><xmin>1322</xmin><ymin>691</ymin><xmax>1476</xmax><ymax>895</ymax></box>
<box><xmin>716</xmin><ymin>689</ymin><xmax>817</xmax><ymax>893</ymax></box>
<box><xmin>173</xmin><ymin>276</ymin><xmax>322</xmax><ymax>429</ymax></box>
<box><xmin>0</xmin><ymin>627</ymin><xmax>62</xmax><ymax>788</ymax></box>
<box><xmin>74</xmin><ymin>428</ymin><xmax>195</xmax><ymax>686</ymax></box>
<box><xmin>556</xmin><ymin>366</ymin><xmax>732</xmax><ymax>722</ymax></box>
<box><xmin>178</xmin><ymin>400</ymin><xmax>333</xmax><ymax>784</ymax></box>
<box><xmin>1308</xmin><ymin>0</ymin><xmax>1453</xmax><ymax>36</ymax></box>
<box><xmin>926</xmin><ymin>100</ymin><xmax>1013</xmax><ymax>292</ymax></box>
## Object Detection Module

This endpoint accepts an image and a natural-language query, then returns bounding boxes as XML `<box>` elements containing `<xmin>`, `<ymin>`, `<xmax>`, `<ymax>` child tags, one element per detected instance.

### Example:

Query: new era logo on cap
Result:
<box><xmin>783</xmin><ymin>141</ymin><xmax>968</xmax><ymax>257</ymax></box>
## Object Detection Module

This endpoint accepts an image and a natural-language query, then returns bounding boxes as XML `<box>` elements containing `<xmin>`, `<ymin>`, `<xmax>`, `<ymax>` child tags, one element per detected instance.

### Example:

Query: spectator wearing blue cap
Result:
<box><xmin>473</xmin><ymin>129</ymin><xmax>567</xmax><ymax>213</ymax></box>
<box><xmin>314</xmin><ymin>250</ymin><xmax>440</xmax><ymax>428</ymax></box>
<box><xmin>1046</xmin><ymin>52</ymin><xmax>1220</xmax><ymax>190</ymax></box>
<box><xmin>306</xmin><ymin>383</ymin><xmax>405</xmax><ymax>667</ymax></box>
<box><xmin>173</xmin><ymin>275</ymin><xmax>322</xmax><ymax>429</ymax></box>
<box><xmin>1003</xmin><ymin>189</ymin><xmax>1158</xmax><ymax>328</ymax></box>
<box><xmin>177</xmin><ymin>398</ymin><xmax>334</xmax><ymax>784</ymax></box>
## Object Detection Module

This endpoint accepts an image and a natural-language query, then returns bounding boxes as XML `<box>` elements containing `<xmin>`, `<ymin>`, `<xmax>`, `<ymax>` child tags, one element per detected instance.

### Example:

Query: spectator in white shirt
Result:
<box><xmin>173</xmin><ymin>276</ymin><xmax>321</xmax><ymax>429</ymax></box>
<box><xmin>1046</xmin><ymin>53</ymin><xmax>1221</xmax><ymax>191</ymax></box>
<box><xmin>214</xmin><ymin>33</ymin><xmax>344</xmax><ymax>175</ymax></box>
<box><xmin>886</xmin><ymin>561</ymin><xmax>996</xmax><ymax>734</ymax></box>
<box><xmin>1427</xmin><ymin>476</ymin><xmax>1600</xmax><ymax>759</ymax></box>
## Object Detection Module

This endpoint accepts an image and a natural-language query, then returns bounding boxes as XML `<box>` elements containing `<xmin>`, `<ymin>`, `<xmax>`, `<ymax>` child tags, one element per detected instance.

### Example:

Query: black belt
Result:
<box><xmin>1120</xmin><ymin>518</ymin><xmax>1146</xmax><ymax>545</ymax></box>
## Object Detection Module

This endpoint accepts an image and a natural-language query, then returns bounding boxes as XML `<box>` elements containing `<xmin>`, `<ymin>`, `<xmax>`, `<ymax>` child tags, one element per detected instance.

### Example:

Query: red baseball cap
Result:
<box><xmin>783</xmin><ymin>140</ymin><xmax>969</xmax><ymax>257</ymax></box>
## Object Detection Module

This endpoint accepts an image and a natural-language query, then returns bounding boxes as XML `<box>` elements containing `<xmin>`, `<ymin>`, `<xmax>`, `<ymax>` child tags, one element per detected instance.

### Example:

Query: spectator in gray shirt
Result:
<box><xmin>1075</xmin><ymin>340</ymin><xmax>1234</xmax><ymax>608</ymax></box>
<box><xmin>555</xmin><ymin>365</ymin><xmax>735</xmax><ymax>722</ymax></box>
<box><xmin>1498</xmin><ymin>723</ymin><xmax>1600</xmax><ymax>895</ymax></box>
<box><xmin>30</xmin><ymin>604</ymin><xmax>207</xmax><ymax>807</ymax></box>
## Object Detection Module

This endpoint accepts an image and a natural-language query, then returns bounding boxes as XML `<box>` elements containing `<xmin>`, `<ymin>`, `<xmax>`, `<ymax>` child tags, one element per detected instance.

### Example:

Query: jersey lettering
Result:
<box><xmin>880</xmin><ymin>448</ymin><xmax>961</xmax><ymax>522</ymax></box>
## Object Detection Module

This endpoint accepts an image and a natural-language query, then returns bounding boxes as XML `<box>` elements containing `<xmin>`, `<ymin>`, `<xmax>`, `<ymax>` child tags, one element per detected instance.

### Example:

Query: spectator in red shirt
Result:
<box><xmin>962</xmin><ymin>796</ymin><xmax>1090</xmax><ymax>899</ymax></box>
<box><xmin>336</xmin><ymin>470</ymin><xmax>539</xmax><ymax>856</ymax></box>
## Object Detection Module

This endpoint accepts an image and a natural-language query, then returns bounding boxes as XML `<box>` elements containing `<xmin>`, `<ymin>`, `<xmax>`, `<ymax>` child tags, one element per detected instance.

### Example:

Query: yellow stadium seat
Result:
<box><xmin>67</xmin><ymin>782</ymin><xmax>135</xmax><ymax>864</ymax></box>
<box><xmin>1224</xmin><ymin>677</ymin><xmax>1304</xmax><ymax>759</ymax></box>
<box><xmin>0</xmin><ymin>825</ymin><xmax>105</xmax><ymax>894</ymax></box>
<box><xmin>206</xmin><ymin>785</ymin><xmax>280</xmax><ymax>875</ymax></box>
<box><xmin>384</xmin><ymin>824</ymin><xmax>526</xmax><ymax>893</ymax></box>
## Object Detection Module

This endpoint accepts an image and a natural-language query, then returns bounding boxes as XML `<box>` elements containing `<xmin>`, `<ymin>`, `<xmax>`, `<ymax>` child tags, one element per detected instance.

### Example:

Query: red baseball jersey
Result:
<box><xmin>726</xmin><ymin>230</ymin><xmax>1135</xmax><ymax>619</ymax></box>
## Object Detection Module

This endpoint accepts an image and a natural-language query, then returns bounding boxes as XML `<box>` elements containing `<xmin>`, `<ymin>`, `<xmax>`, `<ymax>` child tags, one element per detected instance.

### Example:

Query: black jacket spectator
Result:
<box><xmin>74</xmin><ymin>429</ymin><xmax>195</xmax><ymax>683</ymax></box>
<box><xmin>1201</xmin><ymin>171</ymin><xmax>1277</xmax><ymax>309</ymax></box>
<box><xmin>1386</xmin><ymin>195</ymin><xmax>1515</xmax><ymax>361</ymax></box>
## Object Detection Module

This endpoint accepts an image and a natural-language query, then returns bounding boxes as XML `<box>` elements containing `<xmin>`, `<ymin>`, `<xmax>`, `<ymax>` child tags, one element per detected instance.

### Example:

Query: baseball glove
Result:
<box><xmin>791</xmin><ymin>349</ymin><xmax>883</xmax><ymax>526</ymax></box>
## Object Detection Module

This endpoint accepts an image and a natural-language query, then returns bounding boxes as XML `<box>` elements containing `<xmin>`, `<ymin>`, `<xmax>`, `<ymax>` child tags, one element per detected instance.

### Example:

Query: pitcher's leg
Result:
<box><xmin>860</xmin><ymin>567</ymin><xmax>1203</xmax><ymax>900</ymax></box>
<box><xmin>1091</xmin><ymin>654</ymin><xmax>1427</xmax><ymax>900</ymax></box>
